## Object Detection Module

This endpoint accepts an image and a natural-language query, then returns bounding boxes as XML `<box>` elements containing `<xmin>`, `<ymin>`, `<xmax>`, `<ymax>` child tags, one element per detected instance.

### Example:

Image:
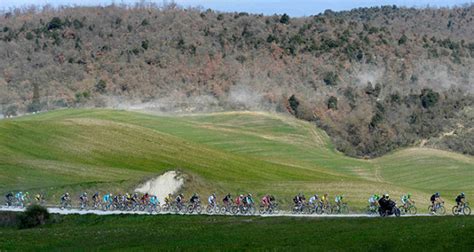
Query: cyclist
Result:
<box><xmin>455</xmin><ymin>192</ymin><xmax>466</xmax><ymax>209</ymax></box>
<box><xmin>223</xmin><ymin>193</ymin><xmax>232</xmax><ymax>206</ymax></box>
<box><xmin>149</xmin><ymin>195</ymin><xmax>159</xmax><ymax>206</ymax></box>
<box><xmin>175</xmin><ymin>193</ymin><xmax>184</xmax><ymax>205</ymax></box>
<box><xmin>190</xmin><ymin>193</ymin><xmax>199</xmax><ymax>205</ymax></box>
<box><xmin>15</xmin><ymin>191</ymin><xmax>24</xmax><ymax>206</ymax></box>
<box><xmin>400</xmin><ymin>193</ymin><xmax>413</xmax><ymax>208</ymax></box>
<box><xmin>293</xmin><ymin>193</ymin><xmax>305</xmax><ymax>206</ymax></box>
<box><xmin>235</xmin><ymin>194</ymin><xmax>243</xmax><ymax>206</ymax></box>
<box><xmin>261</xmin><ymin>194</ymin><xmax>271</xmax><ymax>209</ymax></box>
<box><xmin>244</xmin><ymin>193</ymin><xmax>254</xmax><ymax>206</ymax></box>
<box><xmin>368</xmin><ymin>194</ymin><xmax>379</xmax><ymax>209</ymax></box>
<box><xmin>335</xmin><ymin>194</ymin><xmax>344</xmax><ymax>207</ymax></box>
<box><xmin>321</xmin><ymin>193</ymin><xmax>329</xmax><ymax>207</ymax></box>
<box><xmin>165</xmin><ymin>193</ymin><xmax>173</xmax><ymax>205</ymax></box>
<box><xmin>34</xmin><ymin>193</ymin><xmax>44</xmax><ymax>204</ymax></box>
<box><xmin>308</xmin><ymin>194</ymin><xmax>320</xmax><ymax>208</ymax></box>
<box><xmin>80</xmin><ymin>192</ymin><xmax>88</xmax><ymax>202</ymax></box>
<box><xmin>103</xmin><ymin>193</ymin><xmax>111</xmax><ymax>207</ymax></box>
<box><xmin>60</xmin><ymin>192</ymin><xmax>70</xmax><ymax>206</ymax></box>
<box><xmin>430</xmin><ymin>192</ymin><xmax>443</xmax><ymax>213</ymax></box>
<box><xmin>5</xmin><ymin>192</ymin><xmax>14</xmax><ymax>206</ymax></box>
<box><xmin>208</xmin><ymin>193</ymin><xmax>216</xmax><ymax>207</ymax></box>
<box><xmin>141</xmin><ymin>193</ymin><xmax>150</xmax><ymax>205</ymax></box>
<box><xmin>79</xmin><ymin>192</ymin><xmax>88</xmax><ymax>208</ymax></box>
<box><xmin>24</xmin><ymin>192</ymin><xmax>30</xmax><ymax>204</ymax></box>
<box><xmin>92</xmin><ymin>192</ymin><xmax>100</xmax><ymax>203</ymax></box>
<box><xmin>269</xmin><ymin>195</ymin><xmax>276</xmax><ymax>207</ymax></box>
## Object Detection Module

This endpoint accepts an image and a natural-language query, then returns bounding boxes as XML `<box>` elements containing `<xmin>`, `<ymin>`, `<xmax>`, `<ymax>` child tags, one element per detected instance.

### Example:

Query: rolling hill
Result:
<box><xmin>1</xmin><ymin>109</ymin><xmax>472</xmax><ymax>211</ymax></box>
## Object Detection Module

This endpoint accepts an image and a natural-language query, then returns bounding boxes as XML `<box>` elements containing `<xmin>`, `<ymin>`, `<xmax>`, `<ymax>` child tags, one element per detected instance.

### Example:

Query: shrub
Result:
<box><xmin>25</xmin><ymin>32</ymin><xmax>34</xmax><ymax>40</ymax></box>
<box><xmin>95</xmin><ymin>79</ymin><xmax>107</xmax><ymax>94</ymax></box>
<box><xmin>398</xmin><ymin>34</ymin><xmax>408</xmax><ymax>45</ymax></box>
<box><xmin>327</xmin><ymin>96</ymin><xmax>338</xmax><ymax>110</ymax></box>
<box><xmin>18</xmin><ymin>205</ymin><xmax>50</xmax><ymax>229</ymax></box>
<box><xmin>420</xmin><ymin>88</ymin><xmax>439</xmax><ymax>109</ymax></box>
<box><xmin>323</xmin><ymin>71</ymin><xmax>338</xmax><ymax>86</ymax></box>
<box><xmin>47</xmin><ymin>17</ymin><xmax>63</xmax><ymax>30</ymax></box>
<box><xmin>280</xmin><ymin>14</ymin><xmax>290</xmax><ymax>24</ymax></box>
<box><xmin>288</xmin><ymin>95</ymin><xmax>299</xmax><ymax>114</ymax></box>
<box><xmin>141</xmin><ymin>40</ymin><xmax>149</xmax><ymax>50</ymax></box>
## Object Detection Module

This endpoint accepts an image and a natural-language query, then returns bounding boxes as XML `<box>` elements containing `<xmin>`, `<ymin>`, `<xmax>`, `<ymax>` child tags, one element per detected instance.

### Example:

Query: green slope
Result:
<box><xmin>0</xmin><ymin>109</ymin><xmax>472</xmax><ymax>210</ymax></box>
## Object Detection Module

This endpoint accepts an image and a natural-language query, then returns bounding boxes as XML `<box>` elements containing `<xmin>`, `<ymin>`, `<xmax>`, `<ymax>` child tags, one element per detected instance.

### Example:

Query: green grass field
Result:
<box><xmin>0</xmin><ymin>213</ymin><xmax>473</xmax><ymax>251</ymax></box>
<box><xmin>1</xmin><ymin>109</ymin><xmax>473</xmax><ymax>211</ymax></box>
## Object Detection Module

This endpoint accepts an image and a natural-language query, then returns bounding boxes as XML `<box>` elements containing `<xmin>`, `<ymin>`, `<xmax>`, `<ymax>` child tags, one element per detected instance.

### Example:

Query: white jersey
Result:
<box><xmin>368</xmin><ymin>197</ymin><xmax>376</xmax><ymax>204</ymax></box>
<box><xmin>309</xmin><ymin>196</ymin><xmax>318</xmax><ymax>204</ymax></box>
<box><xmin>208</xmin><ymin>195</ymin><xmax>215</xmax><ymax>204</ymax></box>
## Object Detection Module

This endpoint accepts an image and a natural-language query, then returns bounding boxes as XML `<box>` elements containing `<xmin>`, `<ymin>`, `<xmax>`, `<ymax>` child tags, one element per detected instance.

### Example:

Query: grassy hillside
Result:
<box><xmin>1</xmin><ymin>109</ymin><xmax>473</xmax><ymax>210</ymax></box>
<box><xmin>0</xmin><ymin>214</ymin><xmax>473</xmax><ymax>251</ymax></box>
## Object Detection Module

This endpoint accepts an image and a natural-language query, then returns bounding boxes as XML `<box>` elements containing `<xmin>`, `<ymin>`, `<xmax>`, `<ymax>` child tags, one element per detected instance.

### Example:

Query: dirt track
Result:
<box><xmin>0</xmin><ymin>206</ymin><xmax>432</xmax><ymax>217</ymax></box>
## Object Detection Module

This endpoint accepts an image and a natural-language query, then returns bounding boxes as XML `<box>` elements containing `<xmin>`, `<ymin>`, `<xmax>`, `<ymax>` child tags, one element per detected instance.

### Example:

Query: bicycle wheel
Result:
<box><xmin>259</xmin><ymin>206</ymin><xmax>266</xmax><ymax>214</ymax></box>
<box><xmin>394</xmin><ymin>207</ymin><xmax>401</xmax><ymax>217</ymax></box>
<box><xmin>341</xmin><ymin>204</ymin><xmax>349</xmax><ymax>214</ymax></box>
<box><xmin>463</xmin><ymin>206</ymin><xmax>471</xmax><ymax>216</ymax></box>
<box><xmin>248</xmin><ymin>206</ymin><xmax>256</xmax><ymax>215</ymax></box>
<box><xmin>206</xmin><ymin>205</ymin><xmax>213</xmax><ymax>214</ymax></box>
<box><xmin>221</xmin><ymin>206</ymin><xmax>228</xmax><ymax>215</ymax></box>
<box><xmin>196</xmin><ymin>205</ymin><xmax>202</xmax><ymax>214</ymax></box>
<box><xmin>437</xmin><ymin>206</ymin><xmax>446</xmax><ymax>215</ymax></box>
<box><xmin>231</xmin><ymin>206</ymin><xmax>239</xmax><ymax>215</ymax></box>
<box><xmin>187</xmin><ymin>205</ymin><xmax>194</xmax><ymax>214</ymax></box>
<box><xmin>272</xmin><ymin>206</ymin><xmax>280</xmax><ymax>215</ymax></box>
<box><xmin>452</xmin><ymin>206</ymin><xmax>460</xmax><ymax>216</ymax></box>
<box><xmin>408</xmin><ymin>205</ymin><xmax>417</xmax><ymax>215</ymax></box>
<box><xmin>428</xmin><ymin>206</ymin><xmax>434</xmax><ymax>214</ymax></box>
<box><xmin>155</xmin><ymin>205</ymin><xmax>161</xmax><ymax>214</ymax></box>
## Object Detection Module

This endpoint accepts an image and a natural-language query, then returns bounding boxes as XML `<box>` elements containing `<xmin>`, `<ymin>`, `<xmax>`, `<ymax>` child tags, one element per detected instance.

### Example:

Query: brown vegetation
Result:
<box><xmin>0</xmin><ymin>3</ymin><xmax>473</xmax><ymax>157</ymax></box>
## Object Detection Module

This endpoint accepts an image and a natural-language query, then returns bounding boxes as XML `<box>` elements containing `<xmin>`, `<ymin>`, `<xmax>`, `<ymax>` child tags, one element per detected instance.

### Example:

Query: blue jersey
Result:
<box><xmin>150</xmin><ymin>196</ymin><xmax>158</xmax><ymax>205</ymax></box>
<box><xmin>15</xmin><ymin>192</ymin><xmax>23</xmax><ymax>200</ymax></box>
<box><xmin>103</xmin><ymin>194</ymin><xmax>110</xmax><ymax>202</ymax></box>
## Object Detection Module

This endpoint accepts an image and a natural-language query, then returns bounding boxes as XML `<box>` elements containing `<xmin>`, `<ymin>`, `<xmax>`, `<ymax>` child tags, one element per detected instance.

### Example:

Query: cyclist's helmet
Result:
<box><xmin>461</xmin><ymin>192</ymin><xmax>465</xmax><ymax>196</ymax></box>
<box><xmin>84</xmin><ymin>192</ymin><xmax>88</xmax><ymax>196</ymax></box>
<box><xmin>25</xmin><ymin>192</ymin><xmax>29</xmax><ymax>195</ymax></box>
<box><xmin>435</xmin><ymin>192</ymin><xmax>440</xmax><ymax>196</ymax></box>
<box><xmin>407</xmin><ymin>193</ymin><xmax>412</xmax><ymax>198</ymax></box>
<box><xmin>65</xmin><ymin>192</ymin><xmax>70</xmax><ymax>196</ymax></box>
<box><xmin>385</xmin><ymin>194</ymin><xmax>390</xmax><ymax>199</ymax></box>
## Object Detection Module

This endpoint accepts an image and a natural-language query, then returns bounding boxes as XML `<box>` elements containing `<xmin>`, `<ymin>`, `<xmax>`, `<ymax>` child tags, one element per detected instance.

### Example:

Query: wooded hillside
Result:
<box><xmin>0</xmin><ymin>3</ymin><xmax>473</xmax><ymax>157</ymax></box>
